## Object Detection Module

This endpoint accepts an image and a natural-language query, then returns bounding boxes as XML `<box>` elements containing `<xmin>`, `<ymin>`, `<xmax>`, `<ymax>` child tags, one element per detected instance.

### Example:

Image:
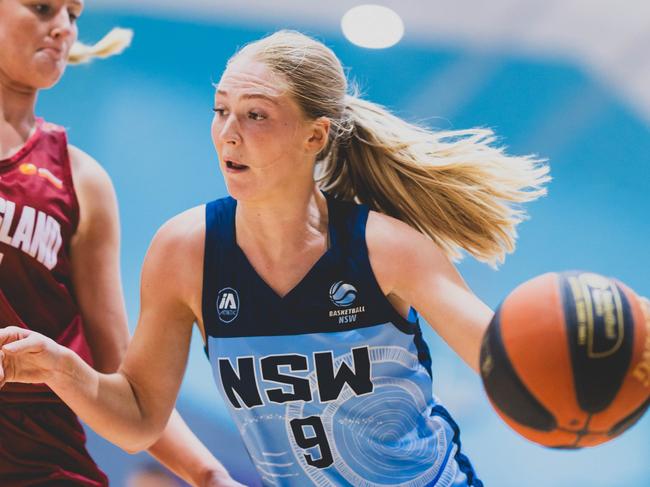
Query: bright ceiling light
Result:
<box><xmin>341</xmin><ymin>5</ymin><xmax>404</xmax><ymax>49</ymax></box>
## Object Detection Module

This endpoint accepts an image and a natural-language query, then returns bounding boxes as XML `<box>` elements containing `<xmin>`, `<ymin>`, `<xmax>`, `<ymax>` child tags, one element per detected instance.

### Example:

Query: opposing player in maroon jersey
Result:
<box><xmin>0</xmin><ymin>1</ymin><xmax>242</xmax><ymax>486</ymax></box>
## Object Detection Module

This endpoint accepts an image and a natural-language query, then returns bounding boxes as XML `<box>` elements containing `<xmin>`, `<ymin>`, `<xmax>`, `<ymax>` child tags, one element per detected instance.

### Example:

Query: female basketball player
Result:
<box><xmin>0</xmin><ymin>29</ymin><xmax>605</xmax><ymax>486</ymax></box>
<box><xmin>0</xmin><ymin>1</ymin><xmax>241</xmax><ymax>486</ymax></box>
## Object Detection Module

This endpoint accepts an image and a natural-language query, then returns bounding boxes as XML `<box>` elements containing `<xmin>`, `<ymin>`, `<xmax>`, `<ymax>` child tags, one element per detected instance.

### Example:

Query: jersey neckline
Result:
<box><xmin>230</xmin><ymin>193</ymin><xmax>337</xmax><ymax>302</ymax></box>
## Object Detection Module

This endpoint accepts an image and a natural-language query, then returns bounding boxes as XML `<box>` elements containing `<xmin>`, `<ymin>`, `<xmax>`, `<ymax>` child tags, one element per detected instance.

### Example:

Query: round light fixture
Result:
<box><xmin>341</xmin><ymin>5</ymin><xmax>404</xmax><ymax>49</ymax></box>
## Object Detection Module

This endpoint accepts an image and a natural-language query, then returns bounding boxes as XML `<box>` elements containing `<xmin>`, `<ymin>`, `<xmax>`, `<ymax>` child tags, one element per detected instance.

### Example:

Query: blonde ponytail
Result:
<box><xmin>317</xmin><ymin>96</ymin><xmax>550</xmax><ymax>266</ymax></box>
<box><xmin>232</xmin><ymin>30</ymin><xmax>551</xmax><ymax>266</ymax></box>
<box><xmin>69</xmin><ymin>28</ymin><xmax>133</xmax><ymax>65</ymax></box>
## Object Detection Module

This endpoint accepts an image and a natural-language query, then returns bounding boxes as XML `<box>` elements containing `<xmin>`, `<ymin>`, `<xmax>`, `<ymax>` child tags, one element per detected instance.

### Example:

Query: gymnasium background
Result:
<box><xmin>39</xmin><ymin>1</ymin><xmax>649</xmax><ymax>486</ymax></box>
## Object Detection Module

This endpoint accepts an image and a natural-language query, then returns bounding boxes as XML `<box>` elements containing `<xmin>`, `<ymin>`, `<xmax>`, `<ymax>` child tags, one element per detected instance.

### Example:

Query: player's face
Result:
<box><xmin>212</xmin><ymin>57</ymin><xmax>319</xmax><ymax>202</ymax></box>
<box><xmin>0</xmin><ymin>0</ymin><xmax>83</xmax><ymax>90</ymax></box>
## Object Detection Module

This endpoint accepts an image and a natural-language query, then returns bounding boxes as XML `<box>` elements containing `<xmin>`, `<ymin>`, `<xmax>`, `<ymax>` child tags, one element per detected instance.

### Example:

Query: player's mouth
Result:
<box><xmin>225</xmin><ymin>159</ymin><xmax>249</xmax><ymax>173</ymax></box>
<box><xmin>37</xmin><ymin>46</ymin><xmax>65</xmax><ymax>61</ymax></box>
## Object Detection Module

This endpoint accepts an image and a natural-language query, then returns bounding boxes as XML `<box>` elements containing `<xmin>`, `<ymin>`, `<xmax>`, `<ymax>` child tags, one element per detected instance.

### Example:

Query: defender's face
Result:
<box><xmin>0</xmin><ymin>0</ymin><xmax>83</xmax><ymax>90</ymax></box>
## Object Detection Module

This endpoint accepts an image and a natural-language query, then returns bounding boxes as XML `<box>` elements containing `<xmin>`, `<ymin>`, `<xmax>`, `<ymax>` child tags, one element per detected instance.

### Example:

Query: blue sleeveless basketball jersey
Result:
<box><xmin>202</xmin><ymin>194</ymin><xmax>482</xmax><ymax>487</ymax></box>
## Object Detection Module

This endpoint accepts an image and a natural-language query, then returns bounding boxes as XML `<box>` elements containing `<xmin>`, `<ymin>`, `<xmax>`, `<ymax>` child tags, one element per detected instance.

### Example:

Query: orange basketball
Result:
<box><xmin>480</xmin><ymin>271</ymin><xmax>650</xmax><ymax>448</ymax></box>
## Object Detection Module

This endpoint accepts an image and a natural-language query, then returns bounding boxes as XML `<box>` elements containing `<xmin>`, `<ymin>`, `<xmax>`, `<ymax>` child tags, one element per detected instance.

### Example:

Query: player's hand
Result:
<box><xmin>640</xmin><ymin>296</ymin><xmax>649</xmax><ymax>322</ymax></box>
<box><xmin>0</xmin><ymin>326</ymin><xmax>67</xmax><ymax>388</ymax></box>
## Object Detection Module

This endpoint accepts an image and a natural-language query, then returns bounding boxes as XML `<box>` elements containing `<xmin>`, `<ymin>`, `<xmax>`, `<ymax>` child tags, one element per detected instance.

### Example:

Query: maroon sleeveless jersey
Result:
<box><xmin>0</xmin><ymin>119</ymin><xmax>108</xmax><ymax>486</ymax></box>
<box><xmin>0</xmin><ymin>118</ymin><xmax>93</xmax><ymax>377</ymax></box>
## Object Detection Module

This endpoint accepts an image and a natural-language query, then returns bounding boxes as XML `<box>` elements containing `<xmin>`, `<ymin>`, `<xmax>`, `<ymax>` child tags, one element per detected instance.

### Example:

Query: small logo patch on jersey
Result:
<box><xmin>19</xmin><ymin>163</ymin><xmax>63</xmax><ymax>189</ymax></box>
<box><xmin>329</xmin><ymin>281</ymin><xmax>357</xmax><ymax>307</ymax></box>
<box><xmin>328</xmin><ymin>281</ymin><xmax>366</xmax><ymax>324</ymax></box>
<box><xmin>217</xmin><ymin>287</ymin><xmax>240</xmax><ymax>323</ymax></box>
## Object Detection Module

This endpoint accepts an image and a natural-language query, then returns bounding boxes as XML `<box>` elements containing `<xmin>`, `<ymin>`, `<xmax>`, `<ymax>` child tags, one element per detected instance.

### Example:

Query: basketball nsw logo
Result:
<box><xmin>217</xmin><ymin>287</ymin><xmax>240</xmax><ymax>323</ymax></box>
<box><xmin>329</xmin><ymin>281</ymin><xmax>357</xmax><ymax>307</ymax></box>
<box><xmin>329</xmin><ymin>281</ymin><xmax>366</xmax><ymax>324</ymax></box>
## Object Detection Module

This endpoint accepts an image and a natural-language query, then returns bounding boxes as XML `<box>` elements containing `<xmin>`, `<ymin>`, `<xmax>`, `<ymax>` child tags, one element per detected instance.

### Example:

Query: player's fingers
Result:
<box><xmin>1</xmin><ymin>332</ymin><xmax>46</xmax><ymax>354</ymax></box>
<box><xmin>0</xmin><ymin>326</ymin><xmax>30</xmax><ymax>347</ymax></box>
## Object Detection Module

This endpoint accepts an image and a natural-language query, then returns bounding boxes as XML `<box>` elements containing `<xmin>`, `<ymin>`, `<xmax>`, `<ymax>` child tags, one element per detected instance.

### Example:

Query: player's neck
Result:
<box><xmin>0</xmin><ymin>82</ymin><xmax>39</xmax><ymax>159</ymax></box>
<box><xmin>235</xmin><ymin>184</ymin><xmax>329</xmax><ymax>261</ymax></box>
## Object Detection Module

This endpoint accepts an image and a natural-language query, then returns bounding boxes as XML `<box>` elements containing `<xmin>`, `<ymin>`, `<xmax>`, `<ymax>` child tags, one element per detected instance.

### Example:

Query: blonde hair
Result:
<box><xmin>68</xmin><ymin>27</ymin><xmax>133</xmax><ymax>65</ymax></box>
<box><xmin>231</xmin><ymin>30</ymin><xmax>550</xmax><ymax>266</ymax></box>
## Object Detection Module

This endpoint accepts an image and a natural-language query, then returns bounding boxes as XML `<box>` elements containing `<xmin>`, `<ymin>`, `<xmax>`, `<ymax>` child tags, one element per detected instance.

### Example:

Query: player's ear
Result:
<box><xmin>306</xmin><ymin>116</ymin><xmax>330</xmax><ymax>155</ymax></box>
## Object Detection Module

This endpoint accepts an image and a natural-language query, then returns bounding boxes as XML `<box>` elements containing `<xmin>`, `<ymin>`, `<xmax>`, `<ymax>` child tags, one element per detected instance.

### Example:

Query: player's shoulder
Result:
<box><xmin>68</xmin><ymin>144</ymin><xmax>113</xmax><ymax>193</ymax></box>
<box><xmin>140</xmin><ymin>206</ymin><xmax>206</xmax><ymax>306</ymax></box>
<box><xmin>151</xmin><ymin>205</ymin><xmax>206</xmax><ymax>256</ymax></box>
<box><xmin>366</xmin><ymin>210</ymin><xmax>430</xmax><ymax>254</ymax></box>
<box><xmin>142</xmin><ymin>206</ymin><xmax>207</xmax><ymax>298</ymax></box>
<box><xmin>366</xmin><ymin>210</ymin><xmax>451</xmax><ymax>291</ymax></box>
<box><xmin>68</xmin><ymin>144</ymin><xmax>105</xmax><ymax>174</ymax></box>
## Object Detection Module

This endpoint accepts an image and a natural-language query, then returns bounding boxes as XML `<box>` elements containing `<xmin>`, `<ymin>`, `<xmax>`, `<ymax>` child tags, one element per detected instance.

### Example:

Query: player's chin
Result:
<box><xmin>31</xmin><ymin>59</ymin><xmax>68</xmax><ymax>88</ymax></box>
<box><xmin>222</xmin><ymin>177</ymin><xmax>257</xmax><ymax>201</ymax></box>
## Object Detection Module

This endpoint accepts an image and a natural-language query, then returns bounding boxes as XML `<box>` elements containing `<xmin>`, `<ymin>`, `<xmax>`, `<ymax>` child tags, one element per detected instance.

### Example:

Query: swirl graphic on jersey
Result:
<box><xmin>286</xmin><ymin>346</ymin><xmax>456</xmax><ymax>486</ymax></box>
<box><xmin>329</xmin><ymin>281</ymin><xmax>357</xmax><ymax>307</ymax></box>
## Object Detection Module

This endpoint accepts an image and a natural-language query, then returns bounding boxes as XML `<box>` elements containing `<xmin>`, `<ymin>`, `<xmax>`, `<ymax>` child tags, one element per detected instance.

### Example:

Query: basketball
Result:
<box><xmin>480</xmin><ymin>271</ymin><xmax>650</xmax><ymax>448</ymax></box>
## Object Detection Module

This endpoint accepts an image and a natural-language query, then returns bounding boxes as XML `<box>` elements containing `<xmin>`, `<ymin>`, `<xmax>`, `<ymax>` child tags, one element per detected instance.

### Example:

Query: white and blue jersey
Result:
<box><xmin>202</xmin><ymin>194</ymin><xmax>482</xmax><ymax>487</ymax></box>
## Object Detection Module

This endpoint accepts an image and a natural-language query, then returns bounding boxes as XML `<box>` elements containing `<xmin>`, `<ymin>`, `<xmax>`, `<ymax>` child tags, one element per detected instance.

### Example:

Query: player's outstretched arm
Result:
<box><xmin>367</xmin><ymin>211</ymin><xmax>494</xmax><ymax>373</ymax></box>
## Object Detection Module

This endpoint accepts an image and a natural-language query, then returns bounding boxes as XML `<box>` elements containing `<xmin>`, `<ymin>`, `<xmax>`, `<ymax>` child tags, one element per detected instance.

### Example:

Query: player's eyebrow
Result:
<box><xmin>216</xmin><ymin>90</ymin><xmax>279</xmax><ymax>105</ymax></box>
